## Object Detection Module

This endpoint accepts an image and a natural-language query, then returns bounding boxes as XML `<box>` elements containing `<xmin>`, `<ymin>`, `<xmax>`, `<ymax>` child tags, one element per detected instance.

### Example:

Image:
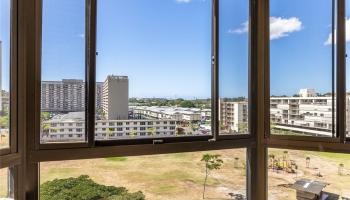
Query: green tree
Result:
<box><xmin>201</xmin><ymin>154</ymin><xmax>223</xmax><ymax>199</ymax></box>
<box><xmin>107</xmin><ymin>128</ymin><xmax>114</xmax><ymax>139</ymax></box>
<box><xmin>0</xmin><ymin>115</ymin><xmax>9</xmax><ymax>128</ymax></box>
<box><xmin>147</xmin><ymin>127</ymin><xmax>156</xmax><ymax>136</ymax></box>
<box><xmin>179</xmin><ymin>100</ymin><xmax>195</xmax><ymax>108</ymax></box>
<box><xmin>130</xmin><ymin>130</ymin><xmax>137</xmax><ymax>138</ymax></box>
<box><xmin>238</xmin><ymin>122</ymin><xmax>248</xmax><ymax>133</ymax></box>
<box><xmin>41</xmin><ymin>112</ymin><xmax>50</xmax><ymax>121</ymax></box>
<box><xmin>40</xmin><ymin>175</ymin><xmax>145</xmax><ymax>200</ymax></box>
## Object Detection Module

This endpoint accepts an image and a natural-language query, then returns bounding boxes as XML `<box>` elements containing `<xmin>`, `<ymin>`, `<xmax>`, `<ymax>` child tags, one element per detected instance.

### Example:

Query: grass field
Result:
<box><xmin>40</xmin><ymin>149</ymin><xmax>247</xmax><ymax>200</ymax></box>
<box><xmin>1</xmin><ymin>148</ymin><xmax>348</xmax><ymax>199</ymax></box>
<box><xmin>0</xmin><ymin>168</ymin><xmax>8</xmax><ymax>198</ymax></box>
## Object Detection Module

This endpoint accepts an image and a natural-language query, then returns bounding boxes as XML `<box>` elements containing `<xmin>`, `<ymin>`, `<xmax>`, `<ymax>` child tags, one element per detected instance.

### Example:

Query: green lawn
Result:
<box><xmin>40</xmin><ymin>149</ymin><xmax>247</xmax><ymax>200</ymax></box>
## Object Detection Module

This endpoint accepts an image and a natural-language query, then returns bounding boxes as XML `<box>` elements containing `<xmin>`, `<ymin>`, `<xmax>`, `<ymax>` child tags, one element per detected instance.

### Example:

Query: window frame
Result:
<box><xmin>34</xmin><ymin>0</ymin><xmax>91</xmax><ymax>150</ymax></box>
<box><xmin>10</xmin><ymin>0</ymin><xmax>350</xmax><ymax>199</ymax></box>
<box><xmin>266</xmin><ymin>0</ymin><xmax>347</xmax><ymax>144</ymax></box>
<box><xmin>0</xmin><ymin>1</ymin><xmax>20</xmax><ymax>199</ymax></box>
<box><xmin>0</xmin><ymin>0</ymin><xmax>18</xmax><ymax>156</ymax></box>
<box><xmin>35</xmin><ymin>0</ymin><xmax>254</xmax><ymax>150</ymax></box>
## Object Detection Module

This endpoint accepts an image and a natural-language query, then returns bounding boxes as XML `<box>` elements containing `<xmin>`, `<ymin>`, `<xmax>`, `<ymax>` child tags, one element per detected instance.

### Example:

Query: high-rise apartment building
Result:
<box><xmin>41</xmin><ymin>79</ymin><xmax>103</xmax><ymax>112</ymax></box>
<box><xmin>96</xmin><ymin>82</ymin><xmax>103</xmax><ymax>112</ymax></box>
<box><xmin>102</xmin><ymin>75</ymin><xmax>129</xmax><ymax>120</ymax></box>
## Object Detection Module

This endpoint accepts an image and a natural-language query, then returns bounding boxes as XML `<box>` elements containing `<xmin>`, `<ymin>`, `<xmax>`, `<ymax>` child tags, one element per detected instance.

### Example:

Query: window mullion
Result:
<box><xmin>86</xmin><ymin>0</ymin><xmax>97</xmax><ymax>147</ymax></box>
<box><xmin>211</xmin><ymin>0</ymin><xmax>219</xmax><ymax>141</ymax></box>
<box><xmin>337</xmin><ymin>0</ymin><xmax>346</xmax><ymax>142</ymax></box>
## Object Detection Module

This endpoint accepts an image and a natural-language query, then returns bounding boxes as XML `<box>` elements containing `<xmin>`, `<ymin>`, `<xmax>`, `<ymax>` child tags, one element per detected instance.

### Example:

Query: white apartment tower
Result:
<box><xmin>102</xmin><ymin>75</ymin><xmax>129</xmax><ymax>120</ymax></box>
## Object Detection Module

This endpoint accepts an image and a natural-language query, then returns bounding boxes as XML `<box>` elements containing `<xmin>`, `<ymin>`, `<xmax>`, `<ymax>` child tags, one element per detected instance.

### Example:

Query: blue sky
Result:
<box><xmin>1</xmin><ymin>0</ymin><xmax>350</xmax><ymax>98</ymax></box>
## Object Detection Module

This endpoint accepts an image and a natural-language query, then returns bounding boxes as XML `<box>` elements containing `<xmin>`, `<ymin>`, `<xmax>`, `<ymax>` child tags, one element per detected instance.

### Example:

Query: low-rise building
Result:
<box><xmin>41</xmin><ymin>112</ymin><xmax>177</xmax><ymax>143</ymax></box>
<box><xmin>132</xmin><ymin>106</ymin><xmax>203</xmax><ymax>121</ymax></box>
<box><xmin>219</xmin><ymin>101</ymin><xmax>248</xmax><ymax>133</ymax></box>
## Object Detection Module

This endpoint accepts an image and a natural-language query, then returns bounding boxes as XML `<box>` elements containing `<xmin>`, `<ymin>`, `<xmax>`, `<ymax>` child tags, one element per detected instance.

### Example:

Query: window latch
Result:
<box><xmin>153</xmin><ymin>139</ymin><xmax>164</xmax><ymax>145</ymax></box>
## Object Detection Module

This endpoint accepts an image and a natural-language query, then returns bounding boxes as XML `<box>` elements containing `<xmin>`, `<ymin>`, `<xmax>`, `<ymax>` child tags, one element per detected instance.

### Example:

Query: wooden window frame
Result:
<box><xmin>3</xmin><ymin>0</ymin><xmax>350</xmax><ymax>200</ymax></box>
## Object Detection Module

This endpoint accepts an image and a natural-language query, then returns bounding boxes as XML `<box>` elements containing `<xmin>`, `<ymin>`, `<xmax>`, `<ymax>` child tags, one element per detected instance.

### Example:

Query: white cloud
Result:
<box><xmin>324</xmin><ymin>18</ymin><xmax>350</xmax><ymax>45</ymax></box>
<box><xmin>230</xmin><ymin>17</ymin><xmax>303</xmax><ymax>40</ymax></box>
<box><xmin>270</xmin><ymin>17</ymin><xmax>302</xmax><ymax>40</ymax></box>
<box><xmin>228</xmin><ymin>22</ymin><xmax>248</xmax><ymax>34</ymax></box>
<box><xmin>175</xmin><ymin>0</ymin><xmax>192</xmax><ymax>3</ymax></box>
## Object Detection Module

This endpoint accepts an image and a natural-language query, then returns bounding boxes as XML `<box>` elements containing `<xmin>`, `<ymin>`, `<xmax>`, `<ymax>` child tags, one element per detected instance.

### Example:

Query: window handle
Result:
<box><xmin>153</xmin><ymin>139</ymin><xmax>164</xmax><ymax>145</ymax></box>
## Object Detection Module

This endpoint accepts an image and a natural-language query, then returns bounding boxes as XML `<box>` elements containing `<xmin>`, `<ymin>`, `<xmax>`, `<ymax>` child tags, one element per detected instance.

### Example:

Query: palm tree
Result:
<box><xmin>41</xmin><ymin>123</ymin><xmax>51</xmax><ymax>138</ymax></box>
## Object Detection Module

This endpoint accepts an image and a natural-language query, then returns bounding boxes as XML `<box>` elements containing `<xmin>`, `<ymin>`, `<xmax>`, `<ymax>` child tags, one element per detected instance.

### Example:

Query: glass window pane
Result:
<box><xmin>219</xmin><ymin>0</ymin><xmax>249</xmax><ymax>135</ymax></box>
<box><xmin>268</xmin><ymin>148</ymin><xmax>350</xmax><ymax>199</ymax></box>
<box><xmin>0</xmin><ymin>0</ymin><xmax>11</xmax><ymax>149</ymax></box>
<box><xmin>270</xmin><ymin>0</ymin><xmax>335</xmax><ymax>137</ymax></box>
<box><xmin>95</xmin><ymin>0</ymin><xmax>212</xmax><ymax>141</ymax></box>
<box><xmin>40</xmin><ymin>149</ymin><xmax>246</xmax><ymax>200</ymax></box>
<box><xmin>40</xmin><ymin>0</ymin><xmax>86</xmax><ymax>144</ymax></box>
<box><xmin>0</xmin><ymin>167</ymin><xmax>14</xmax><ymax>199</ymax></box>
